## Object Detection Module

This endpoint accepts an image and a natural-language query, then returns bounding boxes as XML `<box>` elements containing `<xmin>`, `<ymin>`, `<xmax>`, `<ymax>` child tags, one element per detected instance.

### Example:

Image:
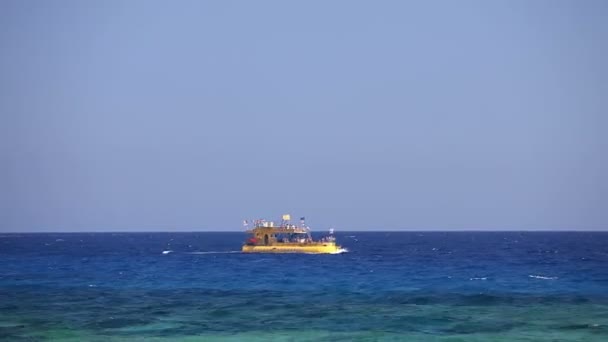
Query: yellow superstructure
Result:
<box><xmin>241</xmin><ymin>216</ymin><xmax>343</xmax><ymax>254</ymax></box>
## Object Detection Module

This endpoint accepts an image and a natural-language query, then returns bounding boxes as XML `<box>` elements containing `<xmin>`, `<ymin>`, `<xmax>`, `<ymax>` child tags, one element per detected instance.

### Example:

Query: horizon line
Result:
<box><xmin>1</xmin><ymin>229</ymin><xmax>607</xmax><ymax>234</ymax></box>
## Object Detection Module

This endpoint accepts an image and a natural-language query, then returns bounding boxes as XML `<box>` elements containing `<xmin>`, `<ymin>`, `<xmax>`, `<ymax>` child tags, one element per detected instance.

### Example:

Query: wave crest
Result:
<box><xmin>529</xmin><ymin>274</ymin><xmax>558</xmax><ymax>280</ymax></box>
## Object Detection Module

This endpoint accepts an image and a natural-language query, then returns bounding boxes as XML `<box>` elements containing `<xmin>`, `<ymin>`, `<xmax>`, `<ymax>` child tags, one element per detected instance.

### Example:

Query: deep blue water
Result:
<box><xmin>1</xmin><ymin>232</ymin><xmax>608</xmax><ymax>341</ymax></box>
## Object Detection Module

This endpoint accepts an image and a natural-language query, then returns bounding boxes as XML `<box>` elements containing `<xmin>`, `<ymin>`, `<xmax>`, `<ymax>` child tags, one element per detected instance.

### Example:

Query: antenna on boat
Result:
<box><xmin>300</xmin><ymin>216</ymin><xmax>306</xmax><ymax>228</ymax></box>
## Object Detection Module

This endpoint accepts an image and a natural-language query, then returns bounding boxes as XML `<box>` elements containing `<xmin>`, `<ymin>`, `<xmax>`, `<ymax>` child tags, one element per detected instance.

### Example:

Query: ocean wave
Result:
<box><xmin>469</xmin><ymin>277</ymin><xmax>487</xmax><ymax>281</ymax></box>
<box><xmin>162</xmin><ymin>250</ymin><xmax>172</xmax><ymax>255</ymax></box>
<box><xmin>529</xmin><ymin>274</ymin><xmax>558</xmax><ymax>280</ymax></box>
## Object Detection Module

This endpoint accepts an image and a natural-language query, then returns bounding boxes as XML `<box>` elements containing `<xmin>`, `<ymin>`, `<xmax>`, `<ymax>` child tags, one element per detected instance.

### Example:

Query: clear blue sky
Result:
<box><xmin>1</xmin><ymin>0</ymin><xmax>606</xmax><ymax>232</ymax></box>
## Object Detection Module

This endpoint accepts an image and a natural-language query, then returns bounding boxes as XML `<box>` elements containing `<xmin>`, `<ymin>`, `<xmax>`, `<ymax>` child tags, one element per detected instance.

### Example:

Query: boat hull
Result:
<box><xmin>242</xmin><ymin>243</ymin><xmax>341</xmax><ymax>254</ymax></box>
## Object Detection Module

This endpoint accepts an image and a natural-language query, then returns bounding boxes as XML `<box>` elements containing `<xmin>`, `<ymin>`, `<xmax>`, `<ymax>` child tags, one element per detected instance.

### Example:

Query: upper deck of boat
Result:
<box><xmin>246</xmin><ymin>226</ymin><xmax>309</xmax><ymax>234</ymax></box>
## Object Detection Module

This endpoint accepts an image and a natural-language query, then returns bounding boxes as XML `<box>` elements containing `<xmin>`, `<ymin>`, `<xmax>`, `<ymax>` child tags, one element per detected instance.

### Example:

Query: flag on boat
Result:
<box><xmin>300</xmin><ymin>217</ymin><xmax>305</xmax><ymax>221</ymax></box>
<box><xmin>282</xmin><ymin>214</ymin><xmax>291</xmax><ymax>221</ymax></box>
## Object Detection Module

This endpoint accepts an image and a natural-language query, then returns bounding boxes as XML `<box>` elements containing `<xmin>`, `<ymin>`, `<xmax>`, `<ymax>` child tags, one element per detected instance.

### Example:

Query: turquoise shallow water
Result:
<box><xmin>1</xmin><ymin>232</ymin><xmax>607</xmax><ymax>341</ymax></box>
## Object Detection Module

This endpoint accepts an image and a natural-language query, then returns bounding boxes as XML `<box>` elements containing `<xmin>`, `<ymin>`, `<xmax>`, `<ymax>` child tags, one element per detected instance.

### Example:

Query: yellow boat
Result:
<box><xmin>241</xmin><ymin>215</ymin><xmax>344</xmax><ymax>254</ymax></box>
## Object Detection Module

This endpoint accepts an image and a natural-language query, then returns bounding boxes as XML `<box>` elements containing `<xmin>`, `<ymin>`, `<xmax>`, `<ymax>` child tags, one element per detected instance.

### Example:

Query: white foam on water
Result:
<box><xmin>529</xmin><ymin>274</ymin><xmax>558</xmax><ymax>280</ymax></box>
<box><xmin>162</xmin><ymin>250</ymin><xmax>172</xmax><ymax>255</ymax></box>
<box><xmin>331</xmin><ymin>248</ymin><xmax>349</xmax><ymax>254</ymax></box>
<box><xmin>469</xmin><ymin>277</ymin><xmax>487</xmax><ymax>281</ymax></box>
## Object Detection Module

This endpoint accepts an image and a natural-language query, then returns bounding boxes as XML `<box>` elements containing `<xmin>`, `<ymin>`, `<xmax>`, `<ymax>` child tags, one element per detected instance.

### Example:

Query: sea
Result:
<box><xmin>1</xmin><ymin>231</ymin><xmax>607</xmax><ymax>341</ymax></box>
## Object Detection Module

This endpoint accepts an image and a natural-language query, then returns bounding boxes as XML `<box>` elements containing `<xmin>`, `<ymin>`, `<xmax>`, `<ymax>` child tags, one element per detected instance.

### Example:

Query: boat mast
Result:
<box><xmin>281</xmin><ymin>214</ymin><xmax>291</xmax><ymax>227</ymax></box>
<box><xmin>300</xmin><ymin>216</ymin><xmax>313</xmax><ymax>241</ymax></box>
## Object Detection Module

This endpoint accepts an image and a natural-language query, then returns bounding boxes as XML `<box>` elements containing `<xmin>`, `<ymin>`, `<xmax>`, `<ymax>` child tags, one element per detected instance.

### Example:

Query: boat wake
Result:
<box><xmin>331</xmin><ymin>248</ymin><xmax>349</xmax><ymax>254</ymax></box>
<box><xmin>186</xmin><ymin>251</ymin><xmax>242</xmax><ymax>255</ymax></box>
